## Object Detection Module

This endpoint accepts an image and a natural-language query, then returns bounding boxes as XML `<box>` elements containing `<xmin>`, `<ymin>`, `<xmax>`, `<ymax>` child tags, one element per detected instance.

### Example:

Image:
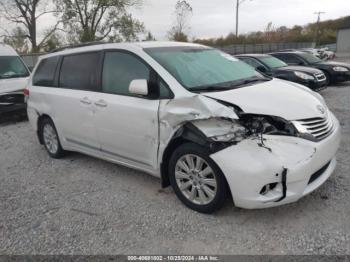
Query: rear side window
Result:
<box><xmin>33</xmin><ymin>56</ymin><xmax>59</xmax><ymax>86</ymax></box>
<box><xmin>59</xmin><ymin>52</ymin><xmax>100</xmax><ymax>91</ymax></box>
<box><xmin>102</xmin><ymin>51</ymin><xmax>150</xmax><ymax>96</ymax></box>
<box><xmin>274</xmin><ymin>54</ymin><xmax>301</xmax><ymax>64</ymax></box>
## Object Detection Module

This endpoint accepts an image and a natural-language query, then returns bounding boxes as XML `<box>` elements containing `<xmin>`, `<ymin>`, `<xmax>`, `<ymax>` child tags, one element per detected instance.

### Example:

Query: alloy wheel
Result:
<box><xmin>175</xmin><ymin>154</ymin><xmax>217</xmax><ymax>205</ymax></box>
<box><xmin>43</xmin><ymin>124</ymin><xmax>59</xmax><ymax>154</ymax></box>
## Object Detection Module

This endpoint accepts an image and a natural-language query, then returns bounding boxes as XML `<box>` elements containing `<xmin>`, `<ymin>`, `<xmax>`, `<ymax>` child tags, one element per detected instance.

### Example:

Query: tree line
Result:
<box><xmin>0</xmin><ymin>0</ymin><xmax>347</xmax><ymax>53</ymax></box>
<box><xmin>194</xmin><ymin>16</ymin><xmax>348</xmax><ymax>47</ymax></box>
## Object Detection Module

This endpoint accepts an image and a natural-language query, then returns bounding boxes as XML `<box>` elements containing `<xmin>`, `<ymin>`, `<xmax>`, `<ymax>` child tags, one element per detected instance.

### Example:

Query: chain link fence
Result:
<box><xmin>219</xmin><ymin>42</ymin><xmax>314</xmax><ymax>55</ymax></box>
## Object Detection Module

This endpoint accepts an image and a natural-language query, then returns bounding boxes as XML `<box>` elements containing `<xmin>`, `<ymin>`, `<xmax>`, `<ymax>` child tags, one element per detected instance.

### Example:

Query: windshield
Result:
<box><xmin>0</xmin><ymin>56</ymin><xmax>29</xmax><ymax>79</ymax></box>
<box><xmin>298</xmin><ymin>53</ymin><xmax>322</xmax><ymax>64</ymax></box>
<box><xmin>259</xmin><ymin>56</ymin><xmax>287</xmax><ymax>68</ymax></box>
<box><xmin>145</xmin><ymin>47</ymin><xmax>267</xmax><ymax>91</ymax></box>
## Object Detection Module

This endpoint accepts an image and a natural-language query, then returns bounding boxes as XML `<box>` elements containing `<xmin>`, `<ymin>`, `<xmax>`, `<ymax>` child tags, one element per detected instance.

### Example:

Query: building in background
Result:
<box><xmin>337</xmin><ymin>17</ymin><xmax>350</xmax><ymax>53</ymax></box>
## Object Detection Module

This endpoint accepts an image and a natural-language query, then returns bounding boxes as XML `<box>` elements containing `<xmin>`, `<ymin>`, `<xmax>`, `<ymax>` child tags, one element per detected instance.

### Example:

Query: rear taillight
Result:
<box><xmin>24</xmin><ymin>88</ymin><xmax>29</xmax><ymax>97</ymax></box>
<box><xmin>24</xmin><ymin>88</ymin><xmax>29</xmax><ymax>103</ymax></box>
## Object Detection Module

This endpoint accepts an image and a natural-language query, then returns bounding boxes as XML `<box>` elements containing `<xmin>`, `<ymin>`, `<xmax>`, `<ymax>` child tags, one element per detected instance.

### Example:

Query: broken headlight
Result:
<box><xmin>240</xmin><ymin>114</ymin><xmax>297</xmax><ymax>136</ymax></box>
<box><xmin>210</xmin><ymin>123</ymin><xmax>247</xmax><ymax>142</ymax></box>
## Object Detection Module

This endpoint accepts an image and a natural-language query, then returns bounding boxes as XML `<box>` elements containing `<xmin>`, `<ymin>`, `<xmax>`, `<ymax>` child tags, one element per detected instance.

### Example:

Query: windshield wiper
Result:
<box><xmin>189</xmin><ymin>85</ymin><xmax>233</xmax><ymax>92</ymax></box>
<box><xmin>234</xmin><ymin>77</ymin><xmax>271</xmax><ymax>86</ymax></box>
<box><xmin>189</xmin><ymin>77</ymin><xmax>271</xmax><ymax>92</ymax></box>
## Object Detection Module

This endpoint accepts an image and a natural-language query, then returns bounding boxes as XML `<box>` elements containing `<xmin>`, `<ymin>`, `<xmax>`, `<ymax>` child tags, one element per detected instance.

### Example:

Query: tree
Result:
<box><xmin>168</xmin><ymin>0</ymin><xmax>192</xmax><ymax>42</ymax></box>
<box><xmin>2</xmin><ymin>27</ymin><xmax>30</xmax><ymax>53</ymax></box>
<box><xmin>54</xmin><ymin>0</ymin><xmax>145</xmax><ymax>43</ymax></box>
<box><xmin>144</xmin><ymin>31</ymin><xmax>156</xmax><ymax>41</ymax></box>
<box><xmin>0</xmin><ymin>0</ymin><xmax>60</xmax><ymax>52</ymax></box>
<box><xmin>264</xmin><ymin>22</ymin><xmax>275</xmax><ymax>42</ymax></box>
<box><xmin>41</xmin><ymin>32</ymin><xmax>63</xmax><ymax>52</ymax></box>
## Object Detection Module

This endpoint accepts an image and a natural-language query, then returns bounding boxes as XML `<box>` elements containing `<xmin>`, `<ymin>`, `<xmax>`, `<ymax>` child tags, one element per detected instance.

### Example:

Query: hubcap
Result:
<box><xmin>43</xmin><ymin>124</ymin><xmax>58</xmax><ymax>154</ymax></box>
<box><xmin>175</xmin><ymin>154</ymin><xmax>217</xmax><ymax>205</ymax></box>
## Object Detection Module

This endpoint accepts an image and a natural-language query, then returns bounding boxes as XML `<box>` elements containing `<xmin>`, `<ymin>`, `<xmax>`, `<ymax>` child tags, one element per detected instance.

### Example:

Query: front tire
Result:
<box><xmin>168</xmin><ymin>143</ymin><xmax>229</xmax><ymax>213</ymax></box>
<box><xmin>323</xmin><ymin>71</ymin><xmax>332</xmax><ymax>86</ymax></box>
<box><xmin>40</xmin><ymin>118</ymin><xmax>65</xmax><ymax>159</ymax></box>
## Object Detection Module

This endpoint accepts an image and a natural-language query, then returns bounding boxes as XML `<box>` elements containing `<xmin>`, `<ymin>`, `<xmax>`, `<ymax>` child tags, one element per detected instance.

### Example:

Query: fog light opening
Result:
<box><xmin>260</xmin><ymin>183</ymin><xmax>278</xmax><ymax>195</ymax></box>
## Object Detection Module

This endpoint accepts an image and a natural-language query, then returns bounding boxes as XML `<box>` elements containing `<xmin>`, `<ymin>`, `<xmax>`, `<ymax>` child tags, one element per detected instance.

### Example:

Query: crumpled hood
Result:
<box><xmin>203</xmin><ymin>78</ymin><xmax>327</xmax><ymax>120</ymax></box>
<box><xmin>0</xmin><ymin>77</ymin><xmax>28</xmax><ymax>94</ymax></box>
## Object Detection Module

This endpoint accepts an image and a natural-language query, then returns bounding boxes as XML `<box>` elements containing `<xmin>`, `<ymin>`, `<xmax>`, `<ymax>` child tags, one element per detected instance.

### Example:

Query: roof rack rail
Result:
<box><xmin>50</xmin><ymin>41</ymin><xmax>106</xmax><ymax>53</ymax></box>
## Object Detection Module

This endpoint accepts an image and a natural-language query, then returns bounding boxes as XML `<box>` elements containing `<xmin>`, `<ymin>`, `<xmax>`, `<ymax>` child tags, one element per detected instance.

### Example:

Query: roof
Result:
<box><xmin>269</xmin><ymin>51</ymin><xmax>305</xmax><ymax>55</ymax></box>
<box><xmin>43</xmin><ymin>41</ymin><xmax>205</xmax><ymax>59</ymax></box>
<box><xmin>339</xmin><ymin>17</ymin><xmax>350</xmax><ymax>30</ymax></box>
<box><xmin>0</xmin><ymin>43</ymin><xmax>18</xmax><ymax>56</ymax></box>
<box><xmin>235</xmin><ymin>53</ymin><xmax>270</xmax><ymax>58</ymax></box>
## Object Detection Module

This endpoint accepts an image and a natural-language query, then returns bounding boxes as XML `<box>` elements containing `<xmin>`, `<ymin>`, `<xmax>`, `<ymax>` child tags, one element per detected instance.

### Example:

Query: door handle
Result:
<box><xmin>80</xmin><ymin>97</ymin><xmax>92</xmax><ymax>105</ymax></box>
<box><xmin>94</xmin><ymin>100</ymin><xmax>107</xmax><ymax>108</ymax></box>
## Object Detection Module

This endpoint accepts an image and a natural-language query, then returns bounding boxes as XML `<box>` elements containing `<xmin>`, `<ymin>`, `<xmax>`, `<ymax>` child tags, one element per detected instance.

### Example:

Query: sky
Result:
<box><xmin>131</xmin><ymin>0</ymin><xmax>350</xmax><ymax>40</ymax></box>
<box><xmin>1</xmin><ymin>0</ymin><xmax>350</xmax><ymax>41</ymax></box>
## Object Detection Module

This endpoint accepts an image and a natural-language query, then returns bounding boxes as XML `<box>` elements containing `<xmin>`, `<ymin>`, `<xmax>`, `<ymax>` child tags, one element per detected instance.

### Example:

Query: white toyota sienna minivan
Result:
<box><xmin>26</xmin><ymin>42</ymin><xmax>341</xmax><ymax>213</ymax></box>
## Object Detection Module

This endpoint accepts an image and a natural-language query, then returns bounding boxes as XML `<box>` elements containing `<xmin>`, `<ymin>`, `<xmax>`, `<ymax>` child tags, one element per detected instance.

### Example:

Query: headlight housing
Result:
<box><xmin>294</xmin><ymin>71</ymin><xmax>315</xmax><ymax>80</ymax></box>
<box><xmin>333</xmin><ymin>66</ymin><xmax>349</xmax><ymax>72</ymax></box>
<box><xmin>240</xmin><ymin>114</ymin><xmax>297</xmax><ymax>137</ymax></box>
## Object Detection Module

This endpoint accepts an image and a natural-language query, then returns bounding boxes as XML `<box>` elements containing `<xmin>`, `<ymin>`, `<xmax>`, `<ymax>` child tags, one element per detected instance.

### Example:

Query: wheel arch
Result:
<box><xmin>319</xmin><ymin>69</ymin><xmax>333</xmax><ymax>84</ymax></box>
<box><xmin>160</xmin><ymin>136</ymin><xmax>189</xmax><ymax>188</ymax></box>
<box><xmin>37</xmin><ymin>114</ymin><xmax>54</xmax><ymax>144</ymax></box>
<box><xmin>160</xmin><ymin>122</ymin><xmax>231</xmax><ymax>189</ymax></box>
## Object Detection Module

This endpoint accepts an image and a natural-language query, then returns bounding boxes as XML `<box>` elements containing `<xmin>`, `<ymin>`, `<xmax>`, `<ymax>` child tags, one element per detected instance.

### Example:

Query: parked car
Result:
<box><xmin>299</xmin><ymin>48</ymin><xmax>323</xmax><ymax>59</ymax></box>
<box><xmin>26</xmin><ymin>42</ymin><xmax>340</xmax><ymax>213</ymax></box>
<box><xmin>0</xmin><ymin>43</ymin><xmax>30</xmax><ymax>114</ymax></box>
<box><xmin>236</xmin><ymin>54</ymin><xmax>327</xmax><ymax>91</ymax></box>
<box><xmin>270</xmin><ymin>51</ymin><xmax>350</xmax><ymax>85</ymax></box>
<box><xmin>320</xmin><ymin>48</ymin><xmax>336</xmax><ymax>60</ymax></box>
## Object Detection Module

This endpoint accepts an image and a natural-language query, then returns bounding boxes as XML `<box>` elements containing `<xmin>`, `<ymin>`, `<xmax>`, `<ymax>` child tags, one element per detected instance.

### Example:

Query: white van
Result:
<box><xmin>26</xmin><ymin>42</ymin><xmax>341</xmax><ymax>213</ymax></box>
<box><xmin>0</xmin><ymin>43</ymin><xmax>30</xmax><ymax>113</ymax></box>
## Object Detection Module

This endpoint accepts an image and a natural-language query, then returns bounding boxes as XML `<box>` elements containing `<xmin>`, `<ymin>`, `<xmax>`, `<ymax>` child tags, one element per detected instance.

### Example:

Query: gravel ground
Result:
<box><xmin>1</xmin><ymin>69</ymin><xmax>350</xmax><ymax>255</ymax></box>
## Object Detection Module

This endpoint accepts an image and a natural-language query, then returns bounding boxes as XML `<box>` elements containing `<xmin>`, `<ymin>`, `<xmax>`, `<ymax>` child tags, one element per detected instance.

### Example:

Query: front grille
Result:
<box><xmin>294</xmin><ymin>111</ymin><xmax>334</xmax><ymax>141</ymax></box>
<box><xmin>308</xmin><ymin>161</ymin><xmax>331</xmax><ymax>184</ymax></box>
<box><xmin>314</xmin><ymin>73</ymin><xmax>326</xmax><ymax>82</ymax></box>
<box><xmin>0</xmin><ymin>92</ymin><xmax>24</xmax><ymax>105</ymax></box>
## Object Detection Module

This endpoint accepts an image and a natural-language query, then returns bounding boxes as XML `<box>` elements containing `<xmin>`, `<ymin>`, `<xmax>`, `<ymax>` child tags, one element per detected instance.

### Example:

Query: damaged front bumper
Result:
<box><xmin>0</xmin><ymin>91</ymin><xmax>25</xmax><ymax>113</ymax></box>
<box><xmin>210</xmin><ymin>113</ymin><xmax>341</xmax><ymax>209</ymax></box>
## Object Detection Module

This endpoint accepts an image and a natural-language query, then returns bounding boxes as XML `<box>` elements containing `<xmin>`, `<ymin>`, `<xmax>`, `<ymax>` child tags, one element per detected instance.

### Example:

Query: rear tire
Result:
<box><xmin>168</xmin><ymin>143</ymin><xmax>229</xmax><ymax>213</ymax></box>
<box><xmin>40</xmin><ymin>118</ymin><xmax>65</xmax><ymax>159</ymax></box>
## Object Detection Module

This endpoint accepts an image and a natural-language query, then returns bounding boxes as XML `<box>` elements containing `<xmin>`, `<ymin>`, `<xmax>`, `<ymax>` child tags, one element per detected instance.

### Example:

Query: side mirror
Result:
<box><xmin>129</xmin><ymin>79</ymin><xmax>148</xmax><ymax>96</ymax></box>
<box><xmin>298</xmin><ymin>61</ymin><xmax>305</xmax><ymax>66</ymax></box>
<box><xmin>257</xmin><ymin>66</ymin><xmax>267</xmax><ymax>73</ymax></box>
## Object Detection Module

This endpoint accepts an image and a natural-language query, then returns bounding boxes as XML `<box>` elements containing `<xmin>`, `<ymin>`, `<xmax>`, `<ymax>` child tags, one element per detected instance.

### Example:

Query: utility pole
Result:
<box><xmin>314</xmin><ymin>11</ymin><xmax>325</xmax><ymax>46</ymax></box>
<box><xmin>235</xmin><ymin>0</ymin><xmax>252</xmax><ymax>37</ymax></box>
<box><xmin>235</xmin><ymin>0</ymin><xmax>239</xmax><ymax>37</ymax></box>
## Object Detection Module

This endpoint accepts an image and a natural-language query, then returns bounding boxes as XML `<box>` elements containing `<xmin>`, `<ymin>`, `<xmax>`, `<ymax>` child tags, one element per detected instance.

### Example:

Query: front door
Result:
<box><xmin>94</xmin><ymin>51</ymin><xmax>160</xmax><ymax>168</ymax></box>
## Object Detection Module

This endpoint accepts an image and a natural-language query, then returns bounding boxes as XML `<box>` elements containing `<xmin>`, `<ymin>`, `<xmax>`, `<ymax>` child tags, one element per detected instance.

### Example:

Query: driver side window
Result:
<box><xmin>102</xmin><ymin>51</ymin><xmax>150</xmax><ymax>96</ymax></box>
<box><xmin>102</xmin><ymin>51</ymin><xmax>173</xmax><ymax>99</ymax></box>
